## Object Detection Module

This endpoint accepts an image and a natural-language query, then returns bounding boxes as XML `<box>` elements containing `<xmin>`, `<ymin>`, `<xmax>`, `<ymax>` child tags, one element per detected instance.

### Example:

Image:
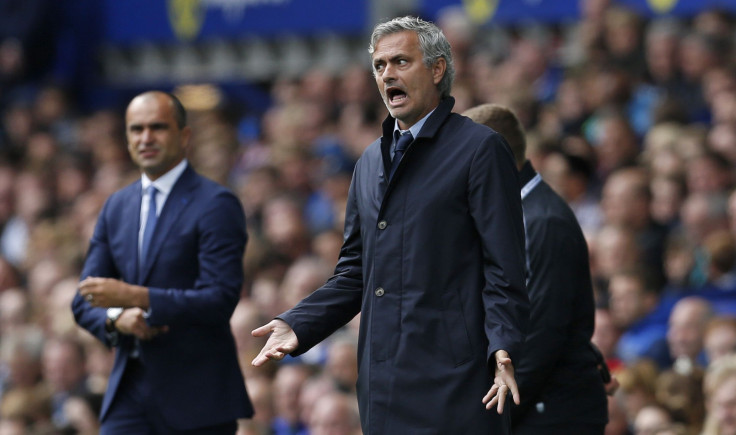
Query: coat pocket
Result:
<box><xmin>440</xmin><ymin>291</ymin><xmax>473</xmax><ymax>366</ymax></box>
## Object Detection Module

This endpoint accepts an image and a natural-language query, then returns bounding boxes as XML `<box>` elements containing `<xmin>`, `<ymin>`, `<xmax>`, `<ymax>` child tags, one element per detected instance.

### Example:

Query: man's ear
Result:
<box><xmin>432</xmin><ymin>58</ymin><xmax>447</xmax><ymax>86</ymax></box>
<box><xmin>181</xmin><ymin>125</ymin><xmax>192</xmax><ymax>153</ymax></box>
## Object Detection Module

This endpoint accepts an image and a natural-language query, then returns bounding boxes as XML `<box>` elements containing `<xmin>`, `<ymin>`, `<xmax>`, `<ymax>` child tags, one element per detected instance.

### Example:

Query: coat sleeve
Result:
<box><xmin>279</xmin><ymin>170</ymin><xmax>364</xmax><ymax>355</ymax></box>
<box><xmin>146</xmin><ymin>191</ymin><xmax>246</xmax><ymax>327</ymax></box>
<box><xmin>512</xmin><ymin>211</ymin><xmax>591</xmax><ymax>420</ymax></box>
<box><xmin>467</xmin><ymin>133</ymin><xmax>529</xmax><ymax>364</ymax></box>
<box><xmin>71</xmin><ymin>198</ymin><xmax>120</xmax><ymax>347</ymax></box>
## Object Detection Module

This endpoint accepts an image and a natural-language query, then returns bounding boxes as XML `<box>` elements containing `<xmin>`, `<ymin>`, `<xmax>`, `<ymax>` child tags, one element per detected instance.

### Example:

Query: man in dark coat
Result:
<box><xmin>252</xmin><ymin>16</ymin><xmax>529</xmax><ymax>435</ymax></box>
<box><xmin>464</xmin><ymin>103</ymin><xmax>608</xmax><ymax>434</ymax></box>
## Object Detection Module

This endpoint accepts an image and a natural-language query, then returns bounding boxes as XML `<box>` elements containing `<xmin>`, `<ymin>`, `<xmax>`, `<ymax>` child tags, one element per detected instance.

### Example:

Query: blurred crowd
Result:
<box><xmin>0</xmin><ymin>0</ymin><xmax>736</xmax><ymax>434</ymax></box>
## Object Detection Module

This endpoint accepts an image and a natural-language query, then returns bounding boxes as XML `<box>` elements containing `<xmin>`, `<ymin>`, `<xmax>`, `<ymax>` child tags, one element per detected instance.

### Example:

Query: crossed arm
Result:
<box><xmin>78</xmin><ymin>277</ymin><xmax>166</xmax><ymax>340</ymax></box>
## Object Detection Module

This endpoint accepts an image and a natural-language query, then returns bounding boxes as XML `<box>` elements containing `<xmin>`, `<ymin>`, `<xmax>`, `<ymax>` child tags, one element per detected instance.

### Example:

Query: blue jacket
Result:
<box><xmin>71</xmin><ymin>164</ymin><xmax>253</xmax><ymax>429</ymax></box>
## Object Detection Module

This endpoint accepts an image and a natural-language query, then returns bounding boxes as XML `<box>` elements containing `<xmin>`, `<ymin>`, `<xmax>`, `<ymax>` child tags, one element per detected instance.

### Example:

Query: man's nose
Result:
<box><xmin>141</xmin><ymin>128</ymin><xmax>154</xmax><ymax>143</ymax></box>
<box><xmin>382</xmin><ymin>64</ymin><xmax>396</xmax><ymax>82</ymax></box>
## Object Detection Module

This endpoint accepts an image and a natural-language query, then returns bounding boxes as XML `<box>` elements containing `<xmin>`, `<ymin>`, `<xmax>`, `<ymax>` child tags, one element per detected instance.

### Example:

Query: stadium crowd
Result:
<box><xmin>0</xmin><ymin>0</ymin><xmax>736</xmax><ymax>434</ymax></box>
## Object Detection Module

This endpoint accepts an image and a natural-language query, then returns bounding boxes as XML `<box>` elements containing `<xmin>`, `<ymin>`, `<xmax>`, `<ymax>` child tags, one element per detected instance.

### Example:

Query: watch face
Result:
<box><xmin>107</xmin><ymin>307</ymin><xmax>123</xmax><ymax>320</ymax></box>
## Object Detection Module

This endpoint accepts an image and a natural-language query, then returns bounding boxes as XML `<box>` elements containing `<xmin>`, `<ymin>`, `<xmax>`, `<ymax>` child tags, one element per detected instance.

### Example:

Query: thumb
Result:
<box><xmin>251</xmin><ymin>322</ymin><xmax>275</xmax><ymax>337</ymax></box>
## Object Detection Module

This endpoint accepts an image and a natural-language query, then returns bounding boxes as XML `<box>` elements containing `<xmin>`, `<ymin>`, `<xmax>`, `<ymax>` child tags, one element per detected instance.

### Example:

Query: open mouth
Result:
<box><xmin>386</xmin><ymin>87</ymin><xmax>407</xmax><ymax>104</ymax></box>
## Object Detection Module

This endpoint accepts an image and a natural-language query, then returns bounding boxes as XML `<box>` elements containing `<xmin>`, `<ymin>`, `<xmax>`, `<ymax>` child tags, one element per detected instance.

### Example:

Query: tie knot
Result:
<box><xmin>394</xmin><ymin>131</ymin><xmax>413</xmax><ymax>153</ymax></box>
<box><xmin>146</xmin><ymin>185</ymin><xmax>158</xmax><ymax>197</ymax></box>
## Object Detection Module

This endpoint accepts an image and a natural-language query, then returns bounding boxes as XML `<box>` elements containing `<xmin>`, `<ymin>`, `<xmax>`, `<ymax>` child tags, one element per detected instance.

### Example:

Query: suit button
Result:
<box><xmin>377</xmin><ymin>220</ymin><xmax>387</xmax><ymax>230</ymax></box>
<box><xmin>375</xmin><ymin>287</ymin><xmax>385</xmax><ymax>297</ymax></box>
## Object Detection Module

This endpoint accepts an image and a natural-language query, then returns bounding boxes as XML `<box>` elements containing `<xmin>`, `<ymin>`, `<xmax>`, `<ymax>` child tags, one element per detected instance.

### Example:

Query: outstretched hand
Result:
<box><xmin>482</xmin><ymin>350</ymin><xmax>520</xmax><ymax>414</ymax></box>
<box><xmin>251</xmin><ymin>319</ymin><xmax>299</xmax><ymax>367</ymax></box>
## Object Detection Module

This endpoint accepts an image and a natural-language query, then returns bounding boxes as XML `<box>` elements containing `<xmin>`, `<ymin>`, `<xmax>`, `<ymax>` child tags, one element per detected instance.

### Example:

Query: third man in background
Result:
<box><xmin>464</xmin><ymin>103</ymin><xmax>608</xmax><ymax>434</ymax></box>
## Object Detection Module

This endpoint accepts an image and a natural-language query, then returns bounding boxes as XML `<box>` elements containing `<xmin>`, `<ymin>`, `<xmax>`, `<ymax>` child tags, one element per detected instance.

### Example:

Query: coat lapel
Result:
<box><xmin>139</xmin><ymin>165</ymin><xmax>197</xmax><ymax>283</ymax></box>
<box><xmin>123</xmin><ymin>182</ymin><xmax>143</xmax><ymax>284</ymax></box>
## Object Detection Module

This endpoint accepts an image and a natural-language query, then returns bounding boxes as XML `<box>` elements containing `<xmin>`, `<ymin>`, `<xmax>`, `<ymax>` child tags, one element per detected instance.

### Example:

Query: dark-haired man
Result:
<box><xmin>72</xmin><ymin>91</ymin><xmax>253</xmax><ymax>433</ymax></box>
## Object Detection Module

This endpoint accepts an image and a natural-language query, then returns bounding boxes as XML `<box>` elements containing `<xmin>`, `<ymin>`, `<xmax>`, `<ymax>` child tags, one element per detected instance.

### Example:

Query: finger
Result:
<box><xmin>251</xmin><ymin>323</ymin><xmax>274</xmax><ymax>337</ymax></box>
<box><xmin>482</xmin><ymin>385</ymin><xmax>498</xmax><ymax>405</ymax></box>
<box><xmin>252</xmin><ymin>351</ymin><xmax>270</xmax><ymax>367</ymax></box>
<box><xmin>267</xmin><ymin>350</ymin><xmax>285</xmax><ymax>360</ymax></box>
<box><xmin>497</xmin><ymin>385</ymin><xmax>507</xmax><ymax>414</ymax></box>
<box><xmin>485</xmin><ymin>394</ymin><xmax>499</xmax><ymax>410</ymax></box>
<box><xmin>496</xmin><ymin>357</ymin><xmax>511</xmax><ymax>369</ymax></box>
<box><xmin>508</xmin><ymin>380</ymin><xmax>521</xmax><ymax>405</ymax></box>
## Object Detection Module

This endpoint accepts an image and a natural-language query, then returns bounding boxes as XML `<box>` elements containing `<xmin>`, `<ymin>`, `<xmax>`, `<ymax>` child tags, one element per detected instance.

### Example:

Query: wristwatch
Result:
<box><xmin>106</xmin><ymin>307</ymin><xmax>124</xmax><ymax>333</ymax></box>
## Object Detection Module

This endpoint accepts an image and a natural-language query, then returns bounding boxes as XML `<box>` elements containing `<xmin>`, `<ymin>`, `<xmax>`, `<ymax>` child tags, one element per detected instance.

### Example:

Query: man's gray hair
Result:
<box><xmin>368</xmin><ymin>16</ymin><xmax>455</xmax><ymax>99</ymax></box>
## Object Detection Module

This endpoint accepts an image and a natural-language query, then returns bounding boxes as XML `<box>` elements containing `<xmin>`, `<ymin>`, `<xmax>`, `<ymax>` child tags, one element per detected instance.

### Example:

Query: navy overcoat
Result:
<box><xmin>280</xmin><ymin>97</ymin><xmax>529</xmax><ymax>434</ymax></box>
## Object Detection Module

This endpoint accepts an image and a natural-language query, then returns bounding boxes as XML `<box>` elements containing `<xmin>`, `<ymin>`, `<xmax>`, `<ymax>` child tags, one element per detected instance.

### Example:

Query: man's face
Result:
<box><xmin>667</xmin><ymin>302</ymin><xmax>707</xmax><ymax>360</ymax></box>
<box><xmin>609</xmin><ymin>275</ymin><xmax>647</xmax><ymax>329</ymax></box>
<box><xmin>713</xmin><ymin>377</ymin><xmax>736</xmax><ymax>435</ymax></box>
<box><xmin>372</xmin><ymin>30</ymin><xmax>444</xmax><ymax>130</ymax></box>
<box><xmin>705</xmin><ymin>325</ymin><xmax>736</xmax><ymax>364</ymax></box>
<box><xmin>126</xmin><ymin>93</ymin><xmax>190</xmax><ymax>180</ymax></box>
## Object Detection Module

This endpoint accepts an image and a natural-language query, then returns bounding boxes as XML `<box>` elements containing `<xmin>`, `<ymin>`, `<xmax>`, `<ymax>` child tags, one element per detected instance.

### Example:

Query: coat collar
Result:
<box><xmin>519</xmin><ymin>160</ymin><xmax>538</xmax><ymax>186</ymax></box>
<box><xmin>380</xmin><ymin>97</ymin><xmax>456</xmax><ymax>173</ymax></box>
<box><xmin>380</xmin><ymin>96</ymin><xmax>456</xmax><ymax>142</ymax></box>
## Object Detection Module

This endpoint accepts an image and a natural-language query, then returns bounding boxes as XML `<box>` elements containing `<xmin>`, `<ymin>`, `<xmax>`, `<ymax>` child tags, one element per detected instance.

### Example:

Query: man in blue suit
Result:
<box><xmin>72</xmin><ymin>91</ymin><xmax>252</xmax><ymax>434</ymax></box>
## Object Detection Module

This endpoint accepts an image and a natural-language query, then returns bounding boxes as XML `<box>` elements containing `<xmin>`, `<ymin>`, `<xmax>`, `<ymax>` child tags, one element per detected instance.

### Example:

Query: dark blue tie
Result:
<box><xmin>140</xmin><ymin>185</ymin><xmax>158</xmax><ymax>268</ymax></box>
<box><xmin>390</xmin><ymin>130</ymin><xmax>413</xmax><ymax>180</ymax></box>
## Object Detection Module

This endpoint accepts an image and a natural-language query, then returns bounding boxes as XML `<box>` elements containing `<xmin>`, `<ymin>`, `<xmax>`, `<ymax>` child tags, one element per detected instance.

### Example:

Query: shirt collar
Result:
<box><xmin>393</xmin><ymin>108</ymin><xmax>435</xmax><ymax>139</ymax></box>
<box><xmin>141</xmin><ymin>159</ymin><xmax>188</xmax><ymax>195</ymax></box>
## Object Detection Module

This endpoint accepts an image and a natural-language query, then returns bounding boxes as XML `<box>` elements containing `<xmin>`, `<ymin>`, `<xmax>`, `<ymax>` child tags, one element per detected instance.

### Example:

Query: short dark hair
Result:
<box><xmin>164</xmin><ymin>92</ymin><xmax>187</xmax><ymax>128</ymax></box>
<box><xmin>133</xmin><ymin>91</ymin><xmax>187</xmax><ymax>128</ymax></box>
<box><xmin>462</xmin><ymin>104</ymin><xmax>526</xmax><ymax>168</ymax></box>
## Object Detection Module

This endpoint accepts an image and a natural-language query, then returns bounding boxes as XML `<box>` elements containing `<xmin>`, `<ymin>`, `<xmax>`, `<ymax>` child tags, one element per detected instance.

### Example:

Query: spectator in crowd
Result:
<box><xmin>614</xmin><ymin>359</ymin><xmax>660</xmax><ymax>428</ymax></box>
<box><xmin>591</xmin><ymin>224</ymin><xmax>643</xmax><ymax>297</ymax></box>
<box><xmin>702</xmin><ymin>354</ymin><xmax>736</xmax><ymax>435</ymax></box>
<box><xmin>655</xmin><ymin>367</ymin><xmax>706</xmax><ymax>433</ymax></box>
<box><xmin>309</xmin><ymin>392</ymin><xmax>361</xmax><ymax>435</ymax></box>
<box><xmin>667</xmin><ymin>296</ymin><xmax>714</xmax><ymax>371</ymax></box>
<box><xmin>608</xmin><ymin>268</ymin><xmax>668</xmax><ymax>365</ymax></box>
<box><xmin>272</xmin><ymin>363</ymin><xmax>310</xmax><ymax>435</ymax></box>
<box><xmin>633</xmin><ymin>404</ymin><xmax>674</xmax><ymax>435</ymax></box>
<box><xmin>40</xmin><ymin>335</ymin><xmax>90</xmax><ymax>429</ymax></box>
<box><xmin>601</xmin><ymin>167</ymin><xmax>668</xmax><ymax>287</ymax></box>
<box><xmin>704</xmin><ymin>316</ymin><xmax>736</xmax><ymax>364</ymax></box>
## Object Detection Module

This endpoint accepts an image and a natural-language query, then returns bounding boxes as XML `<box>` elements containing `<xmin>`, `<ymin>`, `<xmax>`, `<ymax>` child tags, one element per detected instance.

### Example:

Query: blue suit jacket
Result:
<box><xmin>71</xmin><ymin>164</ymin><xmax>253</xmax><ymax>429</ymax></box>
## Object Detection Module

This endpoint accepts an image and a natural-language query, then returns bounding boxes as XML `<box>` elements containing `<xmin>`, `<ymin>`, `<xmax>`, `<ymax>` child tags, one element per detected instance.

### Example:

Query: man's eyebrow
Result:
<box><xmin>128</xmin><ymin>121</ymin><xmax>170</xmax><ymax>130</ymax></box>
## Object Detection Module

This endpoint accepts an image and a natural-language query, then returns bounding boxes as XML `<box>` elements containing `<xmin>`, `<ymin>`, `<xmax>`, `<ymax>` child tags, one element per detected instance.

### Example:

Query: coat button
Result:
<box><xmin>377</xmin><ymin>220</ymin><xmax>387</xmax><ymax>230</ymax></box>
<box><xmin>375</xmin><ymin>287</ymin><xmax>385</xmax><ymax>297</ymax></box>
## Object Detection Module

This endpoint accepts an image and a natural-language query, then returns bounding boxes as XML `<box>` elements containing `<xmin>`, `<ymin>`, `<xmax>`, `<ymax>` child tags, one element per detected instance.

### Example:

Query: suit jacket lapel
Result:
<box><xmin>140</xmin><ymin>165</ymin><xmax>197</xmax><ymax>283</ymax></box>
<box><xmin>123</xmin><ymin>182</ymin><xmax>143</xmax><ymax>284</ymax></box>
